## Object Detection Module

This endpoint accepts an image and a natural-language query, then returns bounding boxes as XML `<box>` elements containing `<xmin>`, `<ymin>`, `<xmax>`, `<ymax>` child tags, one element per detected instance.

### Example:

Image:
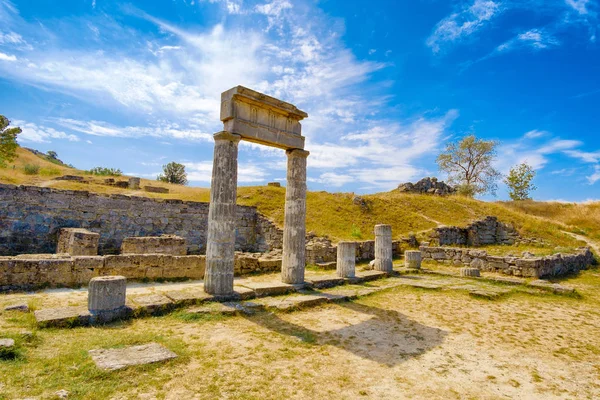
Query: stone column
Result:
<box><xmin>404</xmin><ymin>250</ymin><xmax>422</xmax><ymax>270</ymax></box>
<box><xmin>282</xmin><ymin>149</ymin><xmax>309</xmax><ymax>284</ymax></box>
<box><xmin>374</xmin><ymin>224</ymin><xmax>393</xmax><ymax>272</ymax></box>
<box><xmin>88</xmin><ymin>276</ymin><xmax>127</xmax><ymax>323</ymax></box>
<box><xmin>205</xmin><ymin>131</ymin><xmax>241</xmax><ymax>296</ymax></box>
<box><xmin>337</xmin><ymin>241</ymin><xmax>356</xmax><ymax>278</ymax></box>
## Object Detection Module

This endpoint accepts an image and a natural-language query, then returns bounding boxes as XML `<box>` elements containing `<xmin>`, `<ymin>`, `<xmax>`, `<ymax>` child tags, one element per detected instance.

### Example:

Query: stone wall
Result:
<box><xmin>121</xmin><ymin>235</ymin><xmax>187</xmax><ymax>256</ymax></box>
<box><xmin>0</xmin><ymin>184</ymin><xmax>282</xmax><ymax>256</ymax></box>
<box><xmin>0</xmin><ymin>252</ymin><xmax>283</xmax><ymax>291</ymax></box>
<box><xmin>419</xmin><ymin>245</ymin><xmax>594</xmax><ymax>278</ymax></box>
<box><xmin>305</xmin><ymin>236</ymin><xmax>404</xmax><ymax>265</ymax></box>
<box><xmin>429</xmin><ymin>216</ymin><xmax>520</xmax><ymax>247</ymax></box>
<box><xmin>397</xmin><ymin>177</ymin><xmax>455</xmax><ymax>196</ymax></box>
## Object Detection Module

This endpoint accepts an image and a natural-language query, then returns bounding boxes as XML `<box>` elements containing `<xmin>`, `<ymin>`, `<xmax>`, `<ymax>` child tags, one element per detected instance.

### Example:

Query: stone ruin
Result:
<box><xmin>397</xmin><ymin>177</ymin><xmax>455</xmax><ymax>196</ymax></box>
<box><xmin>429</xmin><ymin>216</ymin><xmax>520</xmax><ymax>246</ymax></box>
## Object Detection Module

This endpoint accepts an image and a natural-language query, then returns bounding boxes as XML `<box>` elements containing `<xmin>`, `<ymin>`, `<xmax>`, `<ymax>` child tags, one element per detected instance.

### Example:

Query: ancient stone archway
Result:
<box><xmin>204</xmin><ymin>86</ymin><xmax>309</xmax><ymax>296</ymax></box>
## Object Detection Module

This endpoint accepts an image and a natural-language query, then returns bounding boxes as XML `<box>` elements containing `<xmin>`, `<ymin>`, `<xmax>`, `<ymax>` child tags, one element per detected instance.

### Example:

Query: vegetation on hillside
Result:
<box><xmin>0</xmin><ymin>115</ymin><xmax>21</xmax><ymax>167</ymax></box>
<box><xmin>86</xmin><ymin>167</ymin><xmax>123</xmax><ymax>176</ymax></box>
<box><xmin>158</xmin><ymin>162</ymin><xmax>188</xmax><ymax>185</ymax></box>
<box><xmin>505</xmin><ymin>162</ymin><xmax>537</xmax><ymax>201</ymax></box>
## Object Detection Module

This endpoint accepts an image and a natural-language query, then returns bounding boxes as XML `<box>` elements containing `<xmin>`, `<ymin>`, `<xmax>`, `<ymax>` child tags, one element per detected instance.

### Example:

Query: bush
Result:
<box><xmin>23</xmin><ymin>164</ymin><xmax>40</xmax><ymax>175</ymax></box>
<box><xmin>86</xmin><ymin>167</ymin><xmax>122</xmax><ymax>176</ymax></box>
<box><xmin>350</xmin><ymin>225</ymin><xmax>363</xmax><ymax>239</ymax></box>
<box><xmin>39</xmin><ymin>167</ymin><xmax>61</xmax><ymax>176</ymax></box>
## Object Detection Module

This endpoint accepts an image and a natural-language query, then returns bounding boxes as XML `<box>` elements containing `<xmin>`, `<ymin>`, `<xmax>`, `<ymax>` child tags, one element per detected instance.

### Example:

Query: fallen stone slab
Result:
<box><xmin>234</xmin><ymin>286</ymin><xmax>257</xmax><ymax>300</ymax></box>
<box><xmin>528</xmin><ymin>280</ymin><xmax>576</xmax><ymax>294</ymax></box>
<box><xmin>468</xmin><ymin>289</ymin><xmax>508</xmax><ymax>300</ymax></box>
<box><xmin>255</xmin><ymin>295</ymin><xmax>328</xmax><ymax>311</ymax></box>
<box><xmin>315</xmin><ymin>261</ymin><xmax>337</xmax><ymax>270</ymax></box>
<box><xmin>356</xmin><ymin>270</ymin><xmax>389</xmax><ymax>282</ymax></box>
<box><xmin>239</xmin><ymin>282</ymin><xmax>296</xmax><ymax>297</ymax></box>
<box><xmin>0</xmin><ymin>338</ymin><xmax>16</xmax><ymax>358</ymax></box>
<box><xmin>0</xmin><ymin>338</ymin><xmax>15</xmax><ymax>348</ymax></box>
<box><xmin>186</xmin><ymin>302</ymin><xmax>248</xmax><ymax>315</ymax></box>
<box><xmin>489</xmin><ymin>276</ymin><xmax>525</xmax><ymax>286</ymax></box>
<box><xmin>89</xmin><ymin>342</ymin><xmax>177</xmax><ymax>371</ymax></box>
<box><xmin>4</xmin><ymin>303</ymin><xmax>29</xmax><ymax>312</ymax></box>
<box><xmin>399</xmin><ymin>281</ymin><xmax>444</xmax><ymax>290</ymax></box>
<box><xmin>306</xmin><ymin>276</ymin><xmax>345</xmax><ymax>289</ymax></box>
<box><xmin>130</xmin><ymin>294</ymin><xmax>174</xmax><ymax>316</ymax></box>
<box><xmin>164</xmin><ymin>290</ymin><xmax>213</xmax><ymax>306</ymax></box>
<box><xmin>35</xmin><ymin>307</ymin><xmax>91</xmax><ymax>328</ymax></box>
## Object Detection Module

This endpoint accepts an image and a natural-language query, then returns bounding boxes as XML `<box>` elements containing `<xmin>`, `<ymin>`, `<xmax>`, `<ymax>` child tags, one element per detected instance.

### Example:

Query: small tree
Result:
<box><xmin>158</xmin><ymin>162</ymin><xmax>187</xmax><ymax>185</ymax></box>
<box><xmin>46</xmin><ymin>150</ymin><xmax>58</xmax><ymax>160</ymax></box>
<box><xmin>436</xmin><ymin>135</ymin><xmax>501</xmax><ymax>197</ymax></box>
<box><xmin>504</xmin><ymin>162</ymin><xmax>537</xmax><ymax>201</ymax></box>
<box><xmin>0</xmin><ymin>115</ymin><xmax>21</xmax><ymax>167</ymax></box>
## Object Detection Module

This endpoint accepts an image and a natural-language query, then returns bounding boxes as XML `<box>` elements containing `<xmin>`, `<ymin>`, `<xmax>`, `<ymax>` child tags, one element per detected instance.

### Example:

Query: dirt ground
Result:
<box><xmin>1</xmin><ymin>269</ymin><xmax>600</xmax><ymax>400</ymax></box>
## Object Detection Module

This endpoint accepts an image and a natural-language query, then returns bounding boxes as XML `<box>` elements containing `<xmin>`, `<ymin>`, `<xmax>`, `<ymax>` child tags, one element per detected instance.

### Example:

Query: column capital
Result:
<box><xmin>286</xmin><ymin>148</ymin><xmax>310</xmax><ymax>158</ymax></box>
<box><xmin>213</xmin><ymin>131</ymin><xmax>242</xmax><ymax>143</ymax></box>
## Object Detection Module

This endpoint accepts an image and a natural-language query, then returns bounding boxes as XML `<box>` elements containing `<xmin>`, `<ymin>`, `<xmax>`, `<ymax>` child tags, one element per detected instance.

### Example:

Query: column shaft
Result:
<box><xmin>337</xmin><ymin>241</ymin><xmax>356</xmax><ymax>278</ymax></box>
<box><xmin>282</xmin><ymin>149</ymin><xmax>309</xmax><ymax>284</ymax></box>
<box><xmin>374</xmin><ymin>224</ymin><xmax>393</xmax><ymax>272</ymax></box>
<box><xmin>205</xmin><ymin>131</ymin><xmax>241</xmax><ymax>296</ymax></box>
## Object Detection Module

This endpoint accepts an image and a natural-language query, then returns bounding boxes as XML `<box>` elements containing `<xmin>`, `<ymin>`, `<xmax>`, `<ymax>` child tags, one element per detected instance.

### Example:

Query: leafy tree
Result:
<box><xmin>504</xmin><ymin>162</ymin><xmax>537</xmax><ymax>201</ymax></box>
<box><xmin>87</xmin><ymin>167</ymin><xmax>122</xmax><ymax>176</ymax></box>
<box><xmin>46</xmin><ymin>150</ymin><xmax>58</xmax><ymax>160</ymax></box>
<box><xmin>0</xmin><ymin>115</ymin><xmax>21</xmax><ymax>167</ymax></box>
<box><xmin>158</xmin><ymin>162</ymin><xmax>187</xmax><ymax>185</ymax></box>
<box><xmin>436</xmin><ymin>135</ymin><xmax>502</xmax><ymax>197</ymax></box>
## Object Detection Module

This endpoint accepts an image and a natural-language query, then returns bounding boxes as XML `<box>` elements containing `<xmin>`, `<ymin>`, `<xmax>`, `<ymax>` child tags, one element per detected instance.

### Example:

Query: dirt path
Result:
<box><xmin>562</xmin><ymin>231</ymin><xmax>600</xmax><ymax>254</ymax></box>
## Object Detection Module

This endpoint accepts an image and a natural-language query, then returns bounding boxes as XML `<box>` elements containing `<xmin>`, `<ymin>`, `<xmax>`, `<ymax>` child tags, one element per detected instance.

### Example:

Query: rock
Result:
<box><xmin>35</xmin><ymin>307</ymin><xmax>91</xmax><ymax>328</ymax></box>
<box><xmin>460</xmin><ymin>267</ymin><xmax>481</xmax><ymax>277</ymax></box>
<box><xmin>88</xmin><ymin>343</ymin><xmax>177</xmax><ymax>371</ymax></box>
<box><xmin>4</xmin><ymin>303</ymin><xmax>29</xmax><ymax>312</ymax></box>
<box><xmin>239</xmin><ymin>282</ymin><xmax>296</xmax><ymax>297</ymax></box>
<box><xmin>522</xmin><ymin>251</ymin><xmax>536</xmax><ymax>258</ymax></box>
<box><xmin>267</xmin><ymin>182</ymin><xmax>281</xmax><ymax>187</ymax></box>
<box><xmin>0</xmin><ymin>338</ymin><xmax>16</xmax><ymax>359</ymax></box>
<box><xmin>0</xmin><ymin>338</ymin><xmax>15</xmax><ymax>349</ymax></box>
<box><xmin>396</xmin><ymin>177</ymin><xmax>455</xmax><ymax>196</ymax></box>
<box><xmin>55</xmin><ymin>389</ymin><xmax>69</xmax><ymax>399</ymax></box>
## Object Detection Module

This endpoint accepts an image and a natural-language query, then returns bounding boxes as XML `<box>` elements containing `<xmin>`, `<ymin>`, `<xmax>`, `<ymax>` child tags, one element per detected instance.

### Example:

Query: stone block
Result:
<box><xmin>88</xmin><ymin>276</ymin><xmax>127</xmax><ymax>323</ymax></box>
<box><xmin>89</xmin><ymin>343</ymin><xmax>177</xmax><ymax>371</ymax></box>
<box><xmin>164</xmin><ymin>290</ymin><xmax>213</xmax><ymax>306</ymax></box>
<box><xmin>121</xmin><ymin>235</ymin><xmax>187</xmax><ymax>256</ymax></box>
<box><xmin>128</xmin><ymin>177</ymin><xmax>141</xmax><ymax>190</ymax></box>
<box><xmin>72</xmin><ymin>256</ymin><xmax>104</xmax><ymax>286</ymax></box>
<box><xmin>404</xmin><ymin>250</ymin><xmax>422</xmax><ymax>269</ymax></box>
<box><xmin>239</xmin><ymin>282</ymin><xmax>296</xmax><ymax>297</ymax></box>
<box><xmin>306</xmin><ymin>276</ymin><xmax>345</xmax><ymax>289</ymax></box>
<box><xmin>143</xmin><ymin>186</ymin><xmax>169</xmax><ymax>193</ymax></box>
<box><xmin>35</xmin><ymin>307</ymin><xmax>91</xmax><ymax>328</ymax></box>
<box><xmin>57</xmin><ymin>228</ymin><xmax>99</xmax><ymax>256</ymax></box>
<box><xmin>130</xmin><ymin>294</ymin><xmax>174</xmax><ymax>316</ymax></box>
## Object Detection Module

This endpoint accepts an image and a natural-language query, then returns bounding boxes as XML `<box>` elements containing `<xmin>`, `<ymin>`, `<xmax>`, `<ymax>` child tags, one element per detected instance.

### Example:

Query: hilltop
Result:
<box><xmin>2</xmin><ymin>147</ymin><xmax>599</xmax><ymax>255</ymax></box>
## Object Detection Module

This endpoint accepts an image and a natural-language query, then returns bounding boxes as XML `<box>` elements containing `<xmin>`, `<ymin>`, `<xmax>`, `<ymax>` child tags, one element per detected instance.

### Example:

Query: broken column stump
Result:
<box><xmin>374</xmin><ymin>224</ymin><xmax>393</xmax><ymax>273</ymax></box>
<box><xmin>336</xmin><ymin>241</ymin><xmax>356</xmax><ymax>278</ymax></box>
<box><xmin>404</xmin><ymin>250</ymin><xmax>422</xmax><ymax>270</ymax></box>
<box><xmin>88</xmin><ymin>275</ymin><xmax>127</xmax><ymax>323</ymax></box>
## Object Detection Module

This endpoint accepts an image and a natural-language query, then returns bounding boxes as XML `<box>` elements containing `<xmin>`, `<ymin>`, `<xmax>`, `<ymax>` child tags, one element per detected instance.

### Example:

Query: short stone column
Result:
<box><xmin>282</xmin><ymin>149</ymin><xmax>309</xmax><ymax>284</ymax></box>
<box><xmin>88</xmin><ymin>276</ymin><xmax>127</xmax><ymax>323</ymax></box>
<box><xmin>374</xmin><ymin>224</ymin><xmax>393</xmax><ymax>272</ymax></box>
<box><xmin>205</xmin><ymin>131</ymin><xmax>241</xmax><ymax>296</ymax></box>
<box><xmin>404</xmin><ymin>250</ymin><xmax>422</xmax><ymax>269</ymax></box>
<box><xmin>128</xmin><ymin>177</ymin><xmax>140</xmax><ymax>190</ymax></box>
<box><xmin>336</xmin><ymin>241</ymin><xmax>356</xmax><ymax>278</ymax></box>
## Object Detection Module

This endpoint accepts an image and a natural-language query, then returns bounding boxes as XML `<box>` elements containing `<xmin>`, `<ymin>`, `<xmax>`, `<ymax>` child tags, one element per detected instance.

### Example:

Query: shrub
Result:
<box><xmin>39</xmin><ymin>167</ymin><xmax>61</xmax><ymax>176</ymax></box>
<box><xmin>23</xmin><ymin>164</ymin><xmax>40</xmax><ymax>175</ymax></box>
<box><xmin>350</xmin><ymin>225</ymin><xmax>363</xmax><ymax>239</ymax></box>
<box><xmin>86</xmin><ymin>167</ymin><xmax>122</xmax><ymax>176</ymax></box>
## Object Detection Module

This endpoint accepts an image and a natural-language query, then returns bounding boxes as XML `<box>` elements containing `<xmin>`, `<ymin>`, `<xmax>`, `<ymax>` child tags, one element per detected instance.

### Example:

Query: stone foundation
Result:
<box><xmin>419</xmin><ymin>245</ymin><xmax>594</xmax><ymax>278</ymax></box>
<box><xmin>305</xmin><ymin>236</ymin><xmax>404</xmax><ymax>265</ymax></box>
<box><xmin>121</xmin><ymin>235</ymin><xmax>187</xmax><ymax>256</ymax></box>
<box><xmin>429</xmin><ymin>216</ymin><xmax>519</xmax><ymax>246</ymax></box>
<box><xmin>56</xmin><ymin>228</ymin><xmax>99</xmax><ymax>256</ymax></box>
<box><xmin>0</xmin><ymin>251</ymin><xmax>283</xmax><ymax>292</ymax></box>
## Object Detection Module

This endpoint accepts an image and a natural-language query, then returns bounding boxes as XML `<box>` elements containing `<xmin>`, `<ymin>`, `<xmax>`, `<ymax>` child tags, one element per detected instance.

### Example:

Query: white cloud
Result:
<box><xmin>0</xmin><ymin>52</ymin><xmax>16</xmax><ymax>61</ymax></box>
<box><xmin>185</xmin><ymin>161</ymin><xmax>269</xmax><ymax>183</ymax></box>
<box><xmin>309</xmin><ymin>172</ymin><xmax>354</xmax><ymax>188</ymax></box>
<box><xmin>14</xmin><ymin>120</ymin><xmax>80</xmax><ymax>143</ymax></box>
<box><xmin>565</xmin><ymin>0</ymin><xmax>591</xmax><ymax>14</ymax></box>
<box><xmin>426</xmin><ymin>0</ymin><xmax>501</xmax><ymax>53</ymax></box>
<box><xmin>564</xmin><ymin>149</ymin><xmax>600</xmax><ymax>163</ymax></box>
<box><xmin>496</xmin><ymin>29</ymin><xmax>560</xmax><ymax>53</ymax></box>
<box><xmin>524</xmin><ymin>129</ymin><xmax>548</xmax><ymax>139</ymax></box>
<box><xmin>587</xmin><ymin>165</ymin><xmax>600</xmax><ymax>184</ymax></box>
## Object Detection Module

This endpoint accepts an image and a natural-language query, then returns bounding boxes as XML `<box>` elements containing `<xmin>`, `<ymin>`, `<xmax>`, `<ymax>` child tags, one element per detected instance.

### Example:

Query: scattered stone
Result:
<box><xmin>144</xmin><ymin>185</ymin><xmax>169</xmax><ymax>194</ymax></box>
<box><xmin>366</xmin><ymin>260</ymin><xmax>376</xmax><ymax>270</ymax></box>
<box><xmin>0</xmin><ymin>338</ymin><xmax>16</xmax><ymax>359</ymax></box>
<box><xmin>128</xmin><ymin>177</ymin><xmax>141</xmax><ymax>190</ymax></box>
<box><xmin>460</xmin><ymin>268</ymin><xmax>481</xmax><ymax>277</ymax></box>
<box><xmin>528</xmin><ymin>280</ymin><xmax>576</xmax><ymax>294</ymax></box>
<box><xmin>186</xmin><ymin>302</ymin><xmax>246</xmax><ymax>315</ymax></box>
<box><xmin>89</xmin><ymin>343</ymin><xmax>177</xmax><ymax>371</ymax></box>
<box><xmin>267</xmin><ymin>182</ymin><xmax>281</xmax><ymax>187</ymax></box>
<box><xmin>0</xmin><ymin>338</ymin><xmax>15</xmax><ymax>349</ymax></box>
<box><xmin>397</xmin><ymin>177</ymin><xmax>455</xmax><ymax>196</ymax></box>
<box><xmin>522</xmin><ymin>251</ymin><xmax>536</xmax><ymax>259</ymax></box>
<box><xmin>130</xmin><ymin>294</ymin><xmax>174</xmax><ymax>316</ymax></box>
<box><xmin>239</xmin><ymin>282</ymin><xmax>296</xmax><ymax>297</ymax></box>
<box><xmin>255</xmin><ymin>295</ymin><xmax>328</xmax><ymax>311</ymax></box>
<box><xmin>164</xmin><ymin>290</ymin><xmax>213</xmax><ymax>306</ymax></box>
<box><xmin>4</xmin><ymin>303</ymin><xmax>29</xmax><ymax>312</ymax></box>
<box><xmin>54</xmin><ymin>389</ymin><xmax>69</xmax><ymax>399</ymax></box>
<box><xmin>233</xmin><ymin>286</ymin><xmax>257</xmax><ymax>300</ymax></box>
<box><xmin>306</xmin><ymin>276</ymin><xmax>345</xmax><ymax>289</ymax></box>
<box><xmin>55</xmin><ymin>175</ymin><xmax>86</xmax><ymax>182</ymax></box>
<box><xmin>356</xmin><ymin>270</ymin><xmax>388</xmax><ymax>282</ymax></box>
<box><xmin>35</xmin><ymin>307</ymin><xmax>91</xmax><ymax>328</ymax></box>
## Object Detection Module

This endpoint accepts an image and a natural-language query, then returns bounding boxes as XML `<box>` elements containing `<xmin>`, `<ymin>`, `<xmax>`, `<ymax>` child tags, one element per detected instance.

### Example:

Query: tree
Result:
<box><xmin>504</xmin><ymin>162</ymin><xmax>537</xmax><ymax>201</ymax></box>
<box><xmin>0</xmin><ymin>115</ymin><xmax>21</xmax><ymax>167</ymax></box>
<box><xmin>157</xmin><ymin>162</ymin><xmax>187</xmax><ymax>185</ymax></box>
<box><xmin>46</xmin><ymin>150</ymin><xmax>58</xmax><ymax>160</ymax></box>
<box><xmin>436</xmin><ymin>135</ymin><xmax>502</xmax><ymax>197</ymax></box>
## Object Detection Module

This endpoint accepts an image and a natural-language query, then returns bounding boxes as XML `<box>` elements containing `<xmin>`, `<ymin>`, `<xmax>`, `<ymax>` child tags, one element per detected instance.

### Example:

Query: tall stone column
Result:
<box><xmin>374</xmin><ymin>224</ymin><xmax>393</xmax><ymax>272</ymax></box>
<box><xmin>282</xmin><ymin>149</ymin><xmax>309</xmax><ymax>284</ymax></box>
<box><xmin>205</xmin><ymin>131</ymin><xmax>241</xmax><ymax>296</ymax></box>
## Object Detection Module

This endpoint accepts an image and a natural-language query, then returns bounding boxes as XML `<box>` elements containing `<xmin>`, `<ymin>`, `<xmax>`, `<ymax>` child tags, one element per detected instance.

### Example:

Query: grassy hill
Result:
<box><xmin>2</xmin><ymin>147</ymin><xmax>599</xmax><ymax>255</ymax></box>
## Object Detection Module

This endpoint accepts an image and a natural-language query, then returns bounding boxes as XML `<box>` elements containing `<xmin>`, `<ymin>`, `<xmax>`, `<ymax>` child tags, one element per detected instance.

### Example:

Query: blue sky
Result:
<box><xmin>0</xmin><ymin>0</ymin><xmax>598</xmax><ymax>201</ymax></box>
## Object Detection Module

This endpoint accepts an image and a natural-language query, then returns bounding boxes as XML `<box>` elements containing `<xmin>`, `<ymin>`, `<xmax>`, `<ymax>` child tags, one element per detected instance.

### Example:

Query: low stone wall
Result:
<box><xmin>429</xmin><ymin>216</ymin><xmax>519</xmax><ymax>246</ymax></box>
<box><xmin>121</xmin><ymin>235</ymin><xmax>187</xmax><ymax>256</ymax></box>
<box><xmin>419</xmin><ymin>245</ymin><xmax>594</xmax><ymax>278</ymax></box>
<box><xmin>0</xmin><ymin>252</ymin><xmax>283</xmax><ymax>292</ymax></box>
<box><xmin>305</xmin><ymin>237</ymin><xmax>404</xmax><ymax>265</ymax></box>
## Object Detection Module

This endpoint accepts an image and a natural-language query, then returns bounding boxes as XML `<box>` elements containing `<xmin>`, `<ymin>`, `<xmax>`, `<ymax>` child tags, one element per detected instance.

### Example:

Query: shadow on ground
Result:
<box><xmin>245</xmin><ymin>301</ymin><xmax>447</xmax><ymax>366</ymax></box>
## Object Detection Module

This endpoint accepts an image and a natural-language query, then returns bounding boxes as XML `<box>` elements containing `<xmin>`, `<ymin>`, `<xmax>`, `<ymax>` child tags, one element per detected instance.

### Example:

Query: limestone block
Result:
<box><xmin>121</xmin><ymin>235</ymin><xmax>187</xmax><ymax>256</ymax></box>
<box><xmin>143</xmin><ymin>186</ymin><xmax>169</xmax><ymax>193</ymax></box>
<box><xmin>88</xmin><ymin>276</ymin><xmax>127</xmax><ymax>316</ymax></box>
<box><xmin>460</xmin><ymin>267</ymin><xmax>481</xmax><ymax>277</ymax></box>
<box><xmin>404</xmin><ymin>250</ymin><xmax>422</xmax><ymax>269</ymax></box>
<box><xmin>72</xmin><ymin>256</ymin><xmax>104</xmax><ymax>286</ymax></box>
<box><xmin>57</xmin><ymin>228</ymin><xmax>99</xmax><ymax>256</ymax></box>
<box><xmin>128</xmin><ymin>177</ymin><xmax>141</xmax><ymax>190</ymax></box>
<box><xmin>336</xmin><ymin>241</ymin><xmax>356</xmax><ymax>278</ymax></box>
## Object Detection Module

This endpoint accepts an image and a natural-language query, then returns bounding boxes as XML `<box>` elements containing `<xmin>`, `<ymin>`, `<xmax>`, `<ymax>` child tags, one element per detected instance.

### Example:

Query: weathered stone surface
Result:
<box><xmin>336</xmin><ymin>241</ymin><xmax>356</xmax><ymax>278</ymax></box>
<box><xmin>121</xmin><ymin>235</ymin><xmax>187</xmax><ymax>256</ymax></box>
<box><xmin>186</xmin><ymin>302</ymin><xmax>248</xmax><ymax>315</ymax></box>
<box><xmin>306</xmin><ymin>276</ymin><xmax>345</xmax><ymax>289</ymax></box>
<box><xmin>164</xmin><ymin>290</ymin><xmax>213</xmax><ymax>306</ymax></box>
<box><xmin>89</xmin><ymin>343</ymin><xmax>177</xmax><ymax>371</ymax></box>
<box><xmin>220</xmin><ymin>86</ymin><xmax>307</xmax><ymax>150</ymax></box>
<box><xmin>429</xmin><ymin>216</ymin><xmax>519</xmax><ymax>247</ymax></box>
<box><xmin>460</xmin><ymin>268</ymin><xmax>481</xmax><ymax>277</ymax></box>
<box><xmin>255</xmin><ymin>294</ymin><xmax>328</xmax><ymax>311</ymax></box>
<box><xmin>144</xmin><ymin>185</ymin><xmax>169</xmax><ymax>193</ymax></box>
<box><xmin>88</xmin><ymin>276</ymin><xmax>126</xmax><ymax>313</ymax></box>
<box><xmin>130</xmin><ymin>294</ymin><xmax>174</xmax><ymax>315</ymax></box>
<box><xmin>35</xmin><ymin>307</ymin><xmax>91</xmax><ymax>328</ymax></box>
<box><xmin>233</xmin><ymin>286</ymin><xmax>256</xmax><ymax>300</ymax></box>
<box><xmin>128</xmin><ymin>177</ymin><xmax>140</xmax><ymax>190</ymax></box>
<box><xmin>54</xmin><ymin>389</ymin><xmax>69</xmax><ymax>399</ymax></box>
<box><xmin>0</xmin><ymin>338</ymin><xmax>15</xmax><ymax>348</ymax></box>
<box><xmin>282</xmin><ymin>149</ymin><xmax>309</xmax><ymax>284</ymax></box>
<box><xmin>356</xmin><ymin>270</ymin><xmax>389</xmax><ymax>282</ymax></box>
<box><xmin>374</xmin><ymin>225</ymin><xmax>393</xmax><ymax>273</ymax></box>
<box><xmin>397</xmin><ymin>177</ymin><xmax>455</xmax><ymax>196</ymax></box>
<box><xmin>404</xmin><ymin>250</ymin><xmax>422</xmax><ymax>269</ymax></box>
<box><xmin>240</xmin><ymin>282</ymin><xmax>296</xmax><ymax>297</ymax></box>
<box><xmin>4</xmin><ymin>303</ymin><xmax>29</xmax><ymax>312</ymax></box>
<box><xmin>57</xmin><ymin>228</ymin><xmax>99</xmax><ymax>256</ymax></box>
<box><xmin>267</xmin><ymin>182</ymin><xmax>281</xmax><ymax>187</ymax></box>
<box><xmin>0</xmin><ymin>183</ymin><xmax>281</xmax><ymax>257</ymax></box>
<box><xmin>205</xmin><ymin>132</ymin><xmax>241</xmax><ymax>296</ymax></box>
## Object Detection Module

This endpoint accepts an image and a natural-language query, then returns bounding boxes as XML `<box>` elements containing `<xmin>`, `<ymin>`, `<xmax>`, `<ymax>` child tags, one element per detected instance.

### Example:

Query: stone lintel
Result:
<box><xmin>220</xmin><ymin>86</ymin><xmax>307</xmax><ymax>150</ymax></box>
<box><xmin>213</xmin><ymin>131</ymin><xmax>242</xmax><ymax>143</ymax></box>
